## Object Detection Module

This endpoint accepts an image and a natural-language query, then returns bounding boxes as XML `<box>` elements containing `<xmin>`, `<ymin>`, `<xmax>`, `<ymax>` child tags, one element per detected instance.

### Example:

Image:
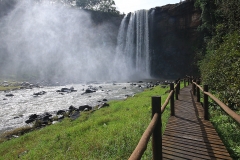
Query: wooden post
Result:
<box><xmin>178</xmin><ymin>81</ymin><xmax>180</xmax><ymax>94</ymax></box>
<box><xmin>196</xmin><ymin>80</ymin><xmax>200</xmax><ymax>102</ymax></box>
<box><xmin>175</xmin><ymin>81</ymin><xmax>178</xmax><ymax>100</ymax></box>
<box><xmin>204</xmin><ymin>85</ymin><xmax>209</xmax><ymax>120</ymax></box>
<box><xmin>192</xmin><ymin>79</ymin><xmax>196</xmax><ymax>96</ymax></box>
<box><xmin>152</xmin><ymin>96</ymin><xmax>162</xmax><ymax>160</ymax></box>
<box><xmin>170</xmin><ymin>83</ymin><xmax>175</xmax><ymax>116</ymax></box>
<box><xmin>184</xmin><ymin>78</ymin><xmax>186</xmax><ymax>87</ymax></box>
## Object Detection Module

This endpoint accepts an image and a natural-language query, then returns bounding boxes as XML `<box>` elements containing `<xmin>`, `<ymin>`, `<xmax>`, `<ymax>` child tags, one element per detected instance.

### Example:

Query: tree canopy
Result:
<box><xmin>33</xmin><ymin>0</ymin><xmax>119</xmax><ymax>13</ymax></box>
<box><xmin>76</xmin><ymin>0</ymin><xmax>119</xmax><ymax>13</ymax></box>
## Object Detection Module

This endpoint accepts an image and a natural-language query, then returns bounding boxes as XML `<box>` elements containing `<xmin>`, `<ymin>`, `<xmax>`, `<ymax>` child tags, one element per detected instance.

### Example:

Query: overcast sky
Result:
<box><xmin>114</xmin><ymin>0</ymin><xmax>181</xmax><ymax>14</ymax></box>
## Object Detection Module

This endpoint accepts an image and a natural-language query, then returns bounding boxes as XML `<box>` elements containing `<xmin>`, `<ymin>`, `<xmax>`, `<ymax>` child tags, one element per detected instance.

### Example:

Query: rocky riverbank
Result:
<box><xmin>0</xmin><ymin>80</ymin><xmax>173</xmax><ymax>140</ymax></box>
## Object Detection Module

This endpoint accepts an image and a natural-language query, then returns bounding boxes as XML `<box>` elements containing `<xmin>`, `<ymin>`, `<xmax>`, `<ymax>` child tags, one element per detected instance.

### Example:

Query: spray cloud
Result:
<box><xmin>0</xmin><ymin>0</ymin><xmax>140</xmax><ymax>83</ymax></box>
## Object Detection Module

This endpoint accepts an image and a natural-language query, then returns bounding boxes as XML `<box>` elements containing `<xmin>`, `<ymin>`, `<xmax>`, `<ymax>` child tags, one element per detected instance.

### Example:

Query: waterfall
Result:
<box><xmin>116</xmin><ymin>9</ymin><xmax>150</xmax><ymax>78</ymax></box>
<box><xmin>116</xmin><ymin>15</ymin><xmax>128</xmax><ymax>57</ymax></box>
<box><xmin>136</xmin><ymin>10</ymin><xmax>149</xmax><ymax>74</ymax></box>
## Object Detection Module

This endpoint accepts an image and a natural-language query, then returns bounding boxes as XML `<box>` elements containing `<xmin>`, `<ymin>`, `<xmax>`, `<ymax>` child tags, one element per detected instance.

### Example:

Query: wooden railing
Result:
<box><xmin>128</xmin><ymin>80</ymin><xmax>181</xmax><ymax>160</ymax></box>
<box><xmin>192</xmin><ymin>80</ymin><xmax>240</xmax><ymax>124</ymax></box>
<box><xmin>129</xmin><ymin>76</ymin><xmax>240</xmax><ymax>160</ymax></box>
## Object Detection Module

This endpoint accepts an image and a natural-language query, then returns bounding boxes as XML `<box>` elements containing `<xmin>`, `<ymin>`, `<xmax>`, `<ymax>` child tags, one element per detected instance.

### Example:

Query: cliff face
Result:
<box><xmin>149</xmin><ymin>0</ymin><xmax>201</xmax><ymax>79</ymax></box>
<box><xmin>0</xmin><ymin>0</ymin><xmax>201</xmax><ymax>80</ymax></box>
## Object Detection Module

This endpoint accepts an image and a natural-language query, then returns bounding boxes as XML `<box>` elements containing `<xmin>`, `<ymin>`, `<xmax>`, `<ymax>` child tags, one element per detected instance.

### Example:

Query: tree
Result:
<box><xmin>76</xmin><ymin>0</ymin><xmax>119</xmax><ymax>13</ymax></box>
<box><xmin>195</xmin><ymin>0</ymin><xmax>240</xmax><ymax>110</ymax></box>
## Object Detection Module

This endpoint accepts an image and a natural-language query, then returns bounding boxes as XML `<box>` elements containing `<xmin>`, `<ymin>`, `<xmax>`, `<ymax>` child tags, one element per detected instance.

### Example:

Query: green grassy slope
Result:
<box><xmin>0</xmin><ymin>85</ymin><xmax>171</xmax><ymax>160</ymax></box>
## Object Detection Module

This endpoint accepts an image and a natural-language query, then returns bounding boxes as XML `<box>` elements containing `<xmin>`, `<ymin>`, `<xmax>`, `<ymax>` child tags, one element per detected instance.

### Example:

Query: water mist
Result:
<box><xmin>0</xmin><ymin>0</ymin><xmax>132</xmax><ymax>83</ymax></box>
<box><xmin>0</xmin><ymin>0</ymin><xmax>152</xmax><ymax>83</ymax></box>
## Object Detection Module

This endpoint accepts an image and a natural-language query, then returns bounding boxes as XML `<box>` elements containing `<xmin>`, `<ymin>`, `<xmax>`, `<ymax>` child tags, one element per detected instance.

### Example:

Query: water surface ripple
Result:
<box><xmin>0</xmin><ymin>82</ymin><xmax>144</xmax><ymax>135</ymax></box>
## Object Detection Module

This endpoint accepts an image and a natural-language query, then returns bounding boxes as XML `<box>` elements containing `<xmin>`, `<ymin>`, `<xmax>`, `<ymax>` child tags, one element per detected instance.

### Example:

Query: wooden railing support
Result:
<box><xmin>170</xmin><ymin>83</ymin><xmax>175</xmax><ymax>116</ymax></box>
<box><xmin>192</xmin><ymin>79</ymin><xmax>196</xmax><ymax>95</ymax></box>
<box><xmin>184</xmin><ymin>79</ymin><xmax>186</xmax><ymax>87</ymax></box>
<box><xmin>175</xmin><ymin>86</ymin><xmax>178</xmax><ymax>100</ymax></box>
<box><xmin>204</xmin><ymin>85</ymin><xmax>209</xmax><ymax>120</ymax></box>
<box><xmin>196</xmin><ymin>80</ymin><xmax>200</xmax><ymax>102</ymax></box>
<box><xmin>178</xmin><ymin>81</ymin><xmax>180</xmax><ymax>94</ymax></box>
<box><xmin>130</xmin><ymin>77</ymin><xmax>240</xmax><ymax>159</ymax></box>
<box><xmin>151</xmin><ymin>96</ymin><xmax>162</xmax><ymax>160</ymax></box>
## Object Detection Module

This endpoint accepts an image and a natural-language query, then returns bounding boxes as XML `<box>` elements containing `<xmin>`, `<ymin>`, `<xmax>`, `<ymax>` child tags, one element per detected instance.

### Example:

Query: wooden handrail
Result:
<box><xmin>129</xmin><ymin>80</ymin><xmax>180</xmax><ymax>160</ymax></box>
<box><xmin>129</xmin><ymin>91</ymin><xmax>174</xmax><ymax>160</ymax></box>
<box><xmin>161</xmin><ymin>90</ymin><xmax>174</xmax><ymax>113</ymax></box>
<box><xmin>205</xmin><ymin>92</ymin><xmax>240</xmax><ymax>124</ymax></box>
<box><xmin>129</xmin><ymin>76</ymin><xmax>239</xmax><ymax>159</ymax></box>
<box><xmin>194</xmin><ymin>82</ymin><xmax>203</xmax><ymax>92</ymax></box>
<box><xmin>129</xmin><ymin>113</ymin><xmax>159</xmax><ymax>160</ymax></box>
<box><xmin>174</xmin><ymin>83</ymin><xmax>178</xmax><ymax>88</ymax></box>
<box><xmin>192</xmin><ymin>82</ymin><xmax>240</xmax><ymax>124</ymax></box>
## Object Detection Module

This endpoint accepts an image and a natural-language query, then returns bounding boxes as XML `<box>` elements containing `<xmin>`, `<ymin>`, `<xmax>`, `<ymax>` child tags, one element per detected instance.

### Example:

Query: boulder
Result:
<box><xmin>79</xmin><ymin>105</ymin><xmax>92</xmax><ymax>111</ymax></box>
<box><xmin>70</xmin><ymin>111</ymin><xmax>80</xmax><ymax>120</ymax></box>
<box><xmin>5</xmin><ymin>93</ymin><xmax>14</xmax><ymax>97</ymax></box>
<box><xmin>33</xmin><ymin>91</ymin><xmax>46</xmax><ymax>96</ymax></box>
<box><xmin>57</xmin><ymin>110</ymin><xmax>66</xmax><ymax>115</ymax></box>
<box><xmin>57</xmin><ymin>87</ymin><xmax>77</xmax><ymax>93</ymax></box>
<box><xmin>29</xmin><ymin>114</ymin><xmax>38</xmax><ymax>120</ymax></box>
<box><xmin>25</xmin><ymin>119</ymin><xmax>35</xmax><ymax>124</ymax></box>
<box><xmin>98</xmin><ymin>103</ymin><xmax>110</xmax><ymax>109</ymax></box>
<box><xmin>61</xmin><ymin>88</ymin><xmax>71</xmax><ymax>92</ymax></box>
<box><xmin>85</xmin><ymin>88</ymin><xmax>96</xmax><ymax>93</ymax></box>
<box><xmin>69</xmin><ymin>105</ymin><xmax>78</xmax><ymax>112</ymax></box>
<box><xmin>82</xmin><ymin>87</ymin><xmax>98</xmax><ymax>94</ymax></box>
<box><xmin>42</xmin><ymin>112</ymin><xmax>52</xmax><ymax>120</ymax></box>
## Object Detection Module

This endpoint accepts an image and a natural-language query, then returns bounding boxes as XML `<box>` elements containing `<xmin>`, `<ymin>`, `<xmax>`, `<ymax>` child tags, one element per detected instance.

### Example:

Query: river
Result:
<box><xmin>0</xmin><ymin>81</ymin><xmax>147</xmax><ymax>135</ymax></box>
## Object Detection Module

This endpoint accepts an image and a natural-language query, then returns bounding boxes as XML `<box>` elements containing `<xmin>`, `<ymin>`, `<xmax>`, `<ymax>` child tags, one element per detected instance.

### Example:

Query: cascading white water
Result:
<box><xmin>116</xmin><ymin>15</ymin><xmax>128</xmax><ymax>56</ymax></box>
<box><xmin>116</xmin><ymin>9</ymin><xmax>150</xmax><ymax>78</ymax></box>
<box><xmin>136</xmin><ymin>10</ymin><xmax>149</xmax><ymax>74</ymax></box>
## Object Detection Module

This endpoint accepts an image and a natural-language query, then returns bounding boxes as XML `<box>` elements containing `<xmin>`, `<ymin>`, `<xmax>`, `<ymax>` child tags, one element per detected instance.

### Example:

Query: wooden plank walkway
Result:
<box><xmin>162</xmin><ymin>85</ymin><xmax>232</xmax><ymax>159</ymax></box>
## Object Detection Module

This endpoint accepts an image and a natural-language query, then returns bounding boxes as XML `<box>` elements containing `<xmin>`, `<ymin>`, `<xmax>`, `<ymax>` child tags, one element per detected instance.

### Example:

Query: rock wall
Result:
<box><xmin>149</xmin><ymin>0</ymin><xmax>202</xmax><ymax>79</ymax></box>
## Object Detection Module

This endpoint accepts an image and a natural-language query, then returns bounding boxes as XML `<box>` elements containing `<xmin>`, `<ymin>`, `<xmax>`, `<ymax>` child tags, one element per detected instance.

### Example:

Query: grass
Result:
<box><xmin>0</xmin><ymin>86</ymin><xmax>21</xmax><ymax>91</ymax></box>
<box><xmin>0</xmin><ymin>80</ymin><xmax>21</xmax><ymax>91</ymax></box>
<box><xmin>209</xmin><ymin>103</ymin><xmax>240</xmax><ymax>159</ymax></box>
<box><xmin>3</xmin><ymin>81</ymin><xmax>237</xmax><ymax>159</ymax></box>
<box><xmin>0</xmin><ymin>85</ymin><xmax>171</xmax><ymax>159</ymax></box>
<box><xmin>198</xmin><ymin>89</ymin><xmax>240</xmax><ymax>159</ymax></box>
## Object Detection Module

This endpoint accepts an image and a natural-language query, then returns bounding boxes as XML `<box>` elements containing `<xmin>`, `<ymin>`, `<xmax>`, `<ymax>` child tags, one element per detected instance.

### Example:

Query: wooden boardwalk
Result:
<box><xmin>162</xmin><ymin>85</ymin><xmax>232</xmax><ymax>159</ymax></box>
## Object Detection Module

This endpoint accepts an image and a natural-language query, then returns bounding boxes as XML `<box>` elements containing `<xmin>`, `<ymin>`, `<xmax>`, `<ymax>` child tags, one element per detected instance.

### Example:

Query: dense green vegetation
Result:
<box><xmin>52</xmin><ymin>0</ymin><xmax>120</xmax><ymax>14</ymax></box>
<box><xmin>195</xmin><ymin>0</ymin><xmax>240</xmax><ymax>110</ymax></box>
<box><xmin>76</xmin><ymin>0</ymin><xmax>119</xmax><ymax>14</ymax></box>
<box><xmin>0</xmin><ymin>0</ymin><xmax>120</xmax><ymax>18</ymax></box>
<box><xmin>209</xmin><ymin>103</ymin><xmax>240</xmax><ymax>159</ymax></box>
<box><xmin>195</xmin><ymin>1</ymin><xmax>240</xmax><ymax>158</ymax></box>
<box><xmin>0</xmin><ymin>85</ymin><xmax>170</xmax><ymax>159</ymax></box>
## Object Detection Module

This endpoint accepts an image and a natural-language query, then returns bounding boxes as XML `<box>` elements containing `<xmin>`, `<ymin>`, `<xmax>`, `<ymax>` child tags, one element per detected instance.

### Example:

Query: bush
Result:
<box><xmin>200</xmin><ymin>32</ymin><xmax>240</xmax><ymax>109</ymax></box>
